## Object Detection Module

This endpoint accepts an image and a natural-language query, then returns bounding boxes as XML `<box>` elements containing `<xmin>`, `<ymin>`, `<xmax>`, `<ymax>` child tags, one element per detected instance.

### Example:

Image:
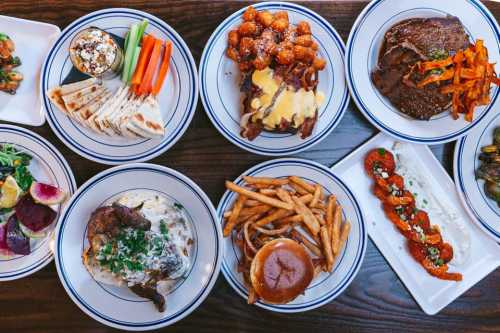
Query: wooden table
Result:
<box><xmin>0</xmin><ymin>1</ymin><xmax>499</xmax><ymax>332</ymax></box>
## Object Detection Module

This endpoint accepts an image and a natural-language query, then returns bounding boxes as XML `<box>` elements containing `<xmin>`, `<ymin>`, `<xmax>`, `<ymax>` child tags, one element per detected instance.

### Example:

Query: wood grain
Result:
<box><xmin>0</xmin><ymin>1</ymin><xmax>499</xmax><ymax>332</ymax></box>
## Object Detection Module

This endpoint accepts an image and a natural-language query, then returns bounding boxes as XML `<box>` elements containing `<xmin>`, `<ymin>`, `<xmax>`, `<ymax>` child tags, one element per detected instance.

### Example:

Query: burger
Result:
<box><xmin>250</xmin><ymin>238</ymin><xmax>314</xmax><ymax>304</ymax></box>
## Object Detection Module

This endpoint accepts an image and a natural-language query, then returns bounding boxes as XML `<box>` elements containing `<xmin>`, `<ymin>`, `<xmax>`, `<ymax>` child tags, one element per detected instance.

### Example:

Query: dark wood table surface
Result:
<box><xmin>0</xmin><ymin>1</ymin><xmax>499</xmax><ymax>332</ymax></box>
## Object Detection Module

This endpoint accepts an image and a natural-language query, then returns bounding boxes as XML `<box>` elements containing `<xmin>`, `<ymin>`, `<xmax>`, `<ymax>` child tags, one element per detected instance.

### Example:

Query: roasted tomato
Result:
<box><xmin>364</xmin><ymin>148</ymin><xmax>395</xmax><ymax>178</ymax></box>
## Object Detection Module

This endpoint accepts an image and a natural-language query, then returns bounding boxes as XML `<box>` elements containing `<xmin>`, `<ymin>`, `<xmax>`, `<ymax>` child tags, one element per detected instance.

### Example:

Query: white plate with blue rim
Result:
<box><xmin>217</xmin><ymin>158</ymin><xmax>367</xmax><ymax>312</ymax></box>
<box><xmin>199</xmin><ymin>2</ymin><xmax>350</xmax><ymax>156</ymax></box>
<box><xmin>0</xmin><ymin>124</ymin><xmax>76</xmax><ymax>281</ymax></box>
<box><xmin>41</xmin><ymin>8</ymin><xmax>198</xmax><ymax>165</ymax></box>
<box><xmin>346</xmin><ymin>0</ymin><xmax>500</xmax><ymax>145</ymax></box>
<box><xmin>454</xmin><ymin>109</ymin><xmax>500</xmax><ymax>243</ymax></box>
<box><xmin>54</xmin><ymin>163</ymin><xmax>222</xmax><ymax>331</ymax></box>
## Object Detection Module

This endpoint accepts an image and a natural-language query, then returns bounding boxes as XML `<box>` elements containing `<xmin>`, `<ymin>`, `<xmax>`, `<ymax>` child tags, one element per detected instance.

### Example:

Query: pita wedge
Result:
<box><xmin>47</xmin><ymin>78</ymin><xmax>97</xmax><ymax>114</ymax></box>
<box><xmin>127</xmin><ymin>95</ymin><xmax>165</xmax><ymax>138</ymax></box>
<box><xmin>61</xmin><ymin>84</ymin><xmax>106</xmax><ymax>114</ymax></box>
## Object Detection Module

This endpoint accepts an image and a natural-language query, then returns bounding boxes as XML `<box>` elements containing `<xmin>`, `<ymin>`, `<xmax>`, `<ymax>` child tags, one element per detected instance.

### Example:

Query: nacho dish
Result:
<box><xmin>223</xmin><ymin>176</ymin><xmax>350</xmax><ymax>304</ymax></box>
<box><xmin>0</xmin><ymin>144</ymin><xmax>66</xmax><ymax>258</ymax></box>
<box><xmin>364</xmin><ymin>146</ymin><xmax>469</xmax><ymax>281</ymax></box>
<box><xmin>47</xmin><ymin>20</ymin><xmax>173</xmax><ymax>139</ymax></box>
<box><xmin>0</xmin><ymin>33</ymin><xmax>23</xmax><ymax>94</ymax></box>
<box><xmin>226</xmin><ymin>6</ymin><xmax>326</xmax><ymax>141</ymax></box>
<box><xmin>372</xmin><ymin>17</ymin><xmax>500</xmax><ymax>121</ymax></box>
<box><xmin>476</xmin><ymin>127</ymin><xmax>500</xmax><ymax>207</ymax></box>
<box><xmin>83</xmin><ymin>190</ymin><xmax>194</xmax><ymax>312</ymax></box>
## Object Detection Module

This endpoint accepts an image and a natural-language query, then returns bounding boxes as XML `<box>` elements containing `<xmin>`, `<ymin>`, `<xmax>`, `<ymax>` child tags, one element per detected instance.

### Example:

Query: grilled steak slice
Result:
<box><xmin>372</xmin><ymin>16</ymin><xmax>470</xmax><ymax>120</ymax></box>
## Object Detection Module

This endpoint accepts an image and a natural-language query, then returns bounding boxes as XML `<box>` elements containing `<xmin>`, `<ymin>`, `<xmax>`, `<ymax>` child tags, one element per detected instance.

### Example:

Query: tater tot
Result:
<box><xmin>296</xmin><ymin>21</ymin><xmax>311</xmax><ymax>35</ymax></box>
<box><xmin>256</xmin><ymin>11</ymin><xmax>274</xmax><ymax>27</ymax></box>
<box><xmin>274</xmin><ymin>11</ymin><xmax>289</xmax><ymax>21</ymax></box>
<box><xmin>228</xmin><ymin>30</ymin><xmax>240</xmax><ymax>47</ymax></box>
<box><xmin>239</xmin><ymin>37</ymin><xmax>255</xmax><ymax>57</ymax></box>
<box><xmin>226</xmin><ymin>47</ymin><xmax>239</xmax><ymax>61</ymax></box>
<box><xmin>312</xmin><ymin>57</ymin><xmax>326</xmax><ymax>70</ymax></box>
<box><xmin>271</xmin><ymin>18</ymin><xmax>289</xmax><ymax>32</ymax></box>
<box><xmin>295</xmin><ymin>34</ymin><xmax>313</xmax><ymax>47</ymax></box>
<box><xmin>276</xmin><ymin>49</ymin><xmax>295</xmax><ymax>65</ymax></box>
<box><xmin>238</xmin><ymin>21</ymin><xmax>257</xmax><ymax>36</ymax></box>
<box><xmin>242</xmin><ymin>6</ymin><xmax>257</xmax><ymax>21</ymax></box>
<box><xmin>293</xmin><ymin>45</ymin><xmax>315</xmax><ymax>62</ymax></box>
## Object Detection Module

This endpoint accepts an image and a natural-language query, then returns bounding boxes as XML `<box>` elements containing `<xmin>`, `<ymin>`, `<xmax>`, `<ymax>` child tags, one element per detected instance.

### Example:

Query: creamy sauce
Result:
<box><xmin>392</xmin><ymin>142</ymin><xmax>471</xmax><ymax>265</ymax></box>
<box><xmin>87</xmin><ymin>190</ymin><xmax>193</xmax><ymax>294</ymax></box>
<box><xmin>250</xmin><ymin>67</ymin><xmax>323</xmax><ymax>130</ymax></box>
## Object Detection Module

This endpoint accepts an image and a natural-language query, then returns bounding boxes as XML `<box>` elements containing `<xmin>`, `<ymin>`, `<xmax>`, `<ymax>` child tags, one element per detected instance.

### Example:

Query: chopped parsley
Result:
<box><xmin>429</xmin><ymin>49</ymin><xmax>448</xmax><ymax>60</ymax></box>
<box><xmin>0</xmin><ymin>33</ymin><xmax>9</xmax><ymax>41</ymax></box>
<box><xmin>159</xmin><ymin>220</ymin><xmax>169</xmax><ymax>237</ymax></box>
<box><xmin>423</xmin><ymin>199</ymin><xmax>428</xmax><ymax>205</ymax></box>
<box><xmin>174</xmin><ymin>202</ymin><xmax>184</xmax><ymax>210</ymax></box>
<box><xmin>377</xmin><ymin>148</ymin><xmax>386</xmax><ymax>156</ymax></box>
<box><xmin>428</xmin><ymin>68</ymin><xmax>444</xmax><ymax>76</ymax></box>
<box><xmin>409</xmin><ymin>180</ymin><xmax>413</xmax><ymax>186</ymax></box>
<box><xmin>96</xmin><ymin>226</ymin><xmax>170</xmax><ymax>276</ymax></box>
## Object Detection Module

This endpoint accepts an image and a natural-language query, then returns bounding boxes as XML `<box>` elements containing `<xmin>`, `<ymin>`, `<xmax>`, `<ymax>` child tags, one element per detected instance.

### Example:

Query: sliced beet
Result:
<box><xmin>0</xmin><ymin>221</ymin><xmax>8</xmax><ymax>250</ymax></box>
<box><xmin>15</xmin><ymin>195</ymin><xmax>57</xmax><ymax>232</ymax></box>
<box><xmin>6</xmin><ymin>215</ymin><xmax>30</xmax><ymax>255</ymax></box>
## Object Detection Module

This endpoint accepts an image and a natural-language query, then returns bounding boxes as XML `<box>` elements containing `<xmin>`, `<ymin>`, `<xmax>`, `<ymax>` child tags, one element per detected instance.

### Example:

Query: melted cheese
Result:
<box><xmin>250</xmin><ymin>67</ymin><xmax>323</xmax><ymax>130</ymax></box>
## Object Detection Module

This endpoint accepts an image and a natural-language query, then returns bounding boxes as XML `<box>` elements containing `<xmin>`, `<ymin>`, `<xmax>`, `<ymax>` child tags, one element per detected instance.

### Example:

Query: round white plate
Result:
<box><xmin>0</xmin><ymin>124</ymin><xmax>76</xmax><ymax>281</ymax></box>
<box><xmin>41</xmin><ymin>8</ymin><xmax>198</xmax><ymax>165</ymax></box>
<box><xmin>217</xmin><ymin>158</ymin><xmax>367</xmax><ymax>312</ymax></box>
<box><xmin>54</xmin><ymin>163</ymin><xmax>221</xmax><ymax>331</ymax></box>
<box><xmin>346</xmin><ymin>0</ymin><xmax>500</xmax><ymax>144</ymax></box>
<box><xmin>454</xmin><ymin>110</ymin><xmax>500</xmax><ymax>243</ymax></box>
<box><xmin>199</xmin><ymin>2</ymin><xmax>350</xmax><ymax>156</ymax></box>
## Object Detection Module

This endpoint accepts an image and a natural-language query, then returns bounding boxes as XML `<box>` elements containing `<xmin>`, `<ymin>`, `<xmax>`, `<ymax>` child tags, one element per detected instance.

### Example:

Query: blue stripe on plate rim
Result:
<box><xmin>217</xmin><ymin>158</ymin><xmax>367</xmax><ymax>312</ymax></box>
<box><xmin>0</xmin><ymin>124</ymin><xmax>76</xmax><ymax>280</ymax></box>
<box><xmin>199</xmin><ymin>2</ymin><xmax>350</xmax><ymax>156</ymax></box>
<box><xmin>455</xmin><ymin>114</ymin><xmax>500</xmax><ymax>241</ymax></box>
<box><xmin>346</xmin><ymin>0</ymin><xmax>500</xmax><ymax>144</ymax></box>
<box><xmin>55</xmin><ymin>164</ymin><xmax>221</xmax><ymax>329</ymax></box>
<box><xmin>41</xmin><ymin>8</ymin><xmax>198</xmax><ymax>164</ymax></box>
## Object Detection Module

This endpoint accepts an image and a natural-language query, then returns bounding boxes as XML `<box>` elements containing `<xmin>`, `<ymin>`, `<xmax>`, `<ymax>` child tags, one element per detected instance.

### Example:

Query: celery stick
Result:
<box><xmin>121</xmin><ymin>24</ymin><xmax>139</xmax><ymax>82</ymax></box>
<box><xmin>123</xmin><ymin>31</ymin><xmax>130</xmax><ymax>53</ymax></box>
<box><xmin>127</xmin><ymin>46</ymin><xmax>141</xmax><ymax>83</ymax></box>
<box><xmin>137</xmin><ymin>19</ymin><xmax>148</xmax><ymax>40</ymax></box>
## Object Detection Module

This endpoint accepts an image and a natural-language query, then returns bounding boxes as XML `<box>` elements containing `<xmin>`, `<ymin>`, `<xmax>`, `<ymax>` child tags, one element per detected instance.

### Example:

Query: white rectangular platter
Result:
<box><xmin>331</xmin><ymin>132</ymin><xmax>500</xmax><ymax>315</ymax></box>
<box><xmin>0</xmin><ymin>15</ymin><xmax>60</xmax><ymax>126</ymax></box>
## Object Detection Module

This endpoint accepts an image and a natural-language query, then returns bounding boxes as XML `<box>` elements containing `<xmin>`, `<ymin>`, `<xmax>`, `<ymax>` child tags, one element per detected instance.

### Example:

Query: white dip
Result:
<box><xmin>392</xmin><ymin>142</ymin><xmax>471</xmax><ymax>266</ymax></box>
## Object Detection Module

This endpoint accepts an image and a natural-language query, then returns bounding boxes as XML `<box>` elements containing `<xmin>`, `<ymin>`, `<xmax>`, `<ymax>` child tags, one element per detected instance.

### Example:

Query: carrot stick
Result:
<box><xmin>138</xmin><ymin>38</ymin><xmax>163</xmax><ymax>95</ymax></box>
<box><xmin>131</xmin><ymin>35</ymin><xmax>154</xmax><ymax>85</ymax></box>
<box><xmin>130</xmin><ymin>35</ymin><xmax>154</xmax><ymax>86</ymax></box>
<box><xmin>152</xmin><ymin>41</ymin><xmax>173</xmax><ymax>96</ymax></box>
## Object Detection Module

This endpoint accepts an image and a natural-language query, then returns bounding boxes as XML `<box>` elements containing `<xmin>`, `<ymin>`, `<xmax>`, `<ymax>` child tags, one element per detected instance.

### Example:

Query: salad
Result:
<box><xmin>0</xmin><ymin>144</ymin><xmax>66</xmax><ymax>258</ymax></box>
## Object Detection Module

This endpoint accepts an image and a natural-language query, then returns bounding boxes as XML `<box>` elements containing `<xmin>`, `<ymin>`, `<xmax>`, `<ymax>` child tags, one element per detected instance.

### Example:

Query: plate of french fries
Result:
<box><xmin>218</xmin><ymin>158</ymin><xmax>367</xmax><ymax>312</ymax></box>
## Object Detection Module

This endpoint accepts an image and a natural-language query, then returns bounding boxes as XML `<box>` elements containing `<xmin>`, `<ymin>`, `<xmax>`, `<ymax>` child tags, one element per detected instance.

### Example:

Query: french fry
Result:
<box><xmin>312</xmin><ymin>208</ymin><xmax>325</xmax><ymax>216</ymax></box>
<box><xmin>314</xmin><ymin>213</ymin><xmax>326</xmax><ymax>226</ymax></box>
<box><xmin>276</xmin><ymin>188</ymin><xmax>294</xmax><ymax>205</ymax></box>
<box><xmin>243</xmin><ymin>176</ymin><xmax>288</xmax><ymax>186</ymax></box>
<box><xmin>326</xmin><ymin>195</ymin><xmax>336</xmax><ymax>242</ymax></box>
<box><xmin>298</xmin><ymin>193</ymin><xmax>314</xmax><ymax>205</ymax></box>
<box><xmin>224</xmin><ymin>195</ymin><xmax>247</xmax><ymax>237</ymax></box>
<box><xmin>226</xmin><ymin>205</ymin><xmax>271</xmax><ymax>219</ymax></box>
<box><xmin>335</xmin><ymin>220</ymin><xmax>351</xmax><ymax>255</ymax></box>
<box><xmin>309</xmin><ymin>184</ymin><xmax>322</xmax><ymax>208</ymax></box>
<box><xmin>225</xmin><ymin>181</ymin><xmax>293</xmax><ymax>210</ymax></box>
<box><xmin>320</xmin><ymin>226</ymin><xmax>334</xmax><ymax>272</ymax></box>
<box><xmin>244</xmin><ymin>199</ymin><xmax>261</xmax><ymax>207</ymax></box>
<box><xmin>290</xmin><ymin>230</ymin><xmax>322</xmax><ymax>257</ymax></box>
<box><xmin>331</xmin><ymin>204</ymin><xmax>342</xmax><ymax>255</ymax></box>
<box><xmin>247</xmin><ymin>285</ymin><xmax>258</xmax><ymax>304</ymax></box>
<box><xmin>289</xmin><ymin>176</ymin><xmax>316</xmax><ymax>193</ymax></box>
<box><xmin>254</xmin><ymin>224</ymin><xmax>291</xmax><ymax>235</ymax></box>
<box><xmin>275</xmin><ymin>214</ymin><xmax>303</xmax><ymax>225</ymax></box>
<box><xmin>248</xmin><ymin>183</ymin><xmax>273</xmax><ymax>190</ymax></box>
<box><xmin>292</xmin><ymin>196</ymin><xmax>320</xmax><ymax>236</ymax></box>
<box><xmin>259</xmin><ymin>188</ymin><xmax>277</xmax><ymax>196</ymax></box>
<box><xmin>254</xmin><ymin>209</ymin><xmax>293</xmax><ymax>226</ymax></box>
<box><xmin>289</xmin><ymin>182</ymin><xmax>309</xmax><ymax>195</ymax></box>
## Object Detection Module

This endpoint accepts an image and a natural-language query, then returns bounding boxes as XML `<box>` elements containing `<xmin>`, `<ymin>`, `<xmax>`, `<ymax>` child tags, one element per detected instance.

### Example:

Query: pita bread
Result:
<box><xmin>62</xmin><ymin>84</ymin><xmax>105</xmax><ymax>114</ymax></box>
<box><xmin>46</xmin><ymin>78</ymin><xmax>97</xmax><ymax>114</ymax></box>
<box><xmin>129</xmin><ymin>95</ymin><xmax>165</xmax><ymax>138</ymax></box>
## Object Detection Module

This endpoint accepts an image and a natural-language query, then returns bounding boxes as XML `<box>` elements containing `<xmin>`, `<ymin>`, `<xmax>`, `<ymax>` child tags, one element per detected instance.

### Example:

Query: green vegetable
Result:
<box><xmin>123</xmin><ymin>31</ymin><xmax>130</xmax><ymax>53</ymax></box>
<box><xmin>429</xmin><ymin>49</ymin><xmax>448</xmax><ymax>60</ymax></box>
<box><xmin>428</xmin><ymin>68</ymin><xmax>444</xmax><ymax>76</ymax></box>
<box><xmin>14</xmin><ymin>165</ymin><xmax>33</xmax><ymax>192</ymax></box>
<box><xmin>377</xmin><ymin>148</ymin><xmax>386</xmax><ymax>156</ymax></box>
<box><xmin>121</xmin><ymin>23</ymin><xmax>139</xmax><ymax>82</ymax></box>
<box><xmin>0</xmin><ymin>144</ymin><xmax>32</xmax><ymax>167</ymax></box>
<box><xmin>174</xmin><ymin>202</ymin><xmax>184</xmax><ymax>210</ymax></box>
<box><xmin>159</xmin><ymin>220</ymin><xmax>169</xmax><ymax>237</ymax></box>
<box><xmin>0</xmin><ymin>33</ymin><xmax>9</xmax><ymax>41</ymax></box>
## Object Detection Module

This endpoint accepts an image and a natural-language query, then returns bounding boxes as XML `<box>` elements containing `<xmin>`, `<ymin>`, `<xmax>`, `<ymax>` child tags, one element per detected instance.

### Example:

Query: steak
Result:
<box><xmin>372</xmin><ymin>17</ymin><xmax>470</xmax><ymax>120</ymax></box>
